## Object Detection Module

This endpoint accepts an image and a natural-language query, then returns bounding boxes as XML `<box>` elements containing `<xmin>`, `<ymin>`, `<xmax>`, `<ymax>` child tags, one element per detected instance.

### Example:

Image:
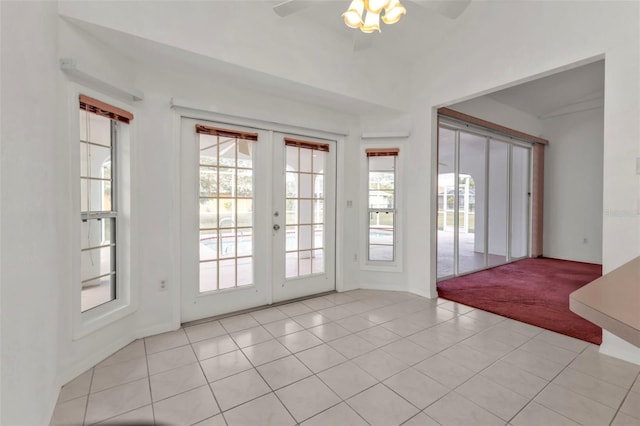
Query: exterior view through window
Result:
<box><xmin>367</xmin><ymin>148</ymin><xmax>398</xmax><ymax>261</ymax></box>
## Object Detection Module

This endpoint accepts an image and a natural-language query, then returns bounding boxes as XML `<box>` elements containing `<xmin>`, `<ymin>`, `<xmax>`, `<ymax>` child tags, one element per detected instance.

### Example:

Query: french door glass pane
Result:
<box><xmin>458</xmin><ymin>132</ymin><xmax>486</xmax><ymax>274</ymax></box>
<box><xmin>285</xmin><ymin>145</ymin><xmax>327</xmax><ymax>278</ymax></box>
<box><xmin>199</xmin><ymin>134</ymin><xmax>254</xmax><ymax>292</ymax></box>
<box><xmin>511</xmin><ymin>145</ymin><xmax>530</xmax><ymax>258</ymax></box>
<box><xmin>488</xmin><ymin>140</ymin><xmax>508</xmax><ymax>267</ymax></box>
<box><xmin>437</xmin><ymin>127</ymin><xmax>455</xmax><ymax>278</ymax></box>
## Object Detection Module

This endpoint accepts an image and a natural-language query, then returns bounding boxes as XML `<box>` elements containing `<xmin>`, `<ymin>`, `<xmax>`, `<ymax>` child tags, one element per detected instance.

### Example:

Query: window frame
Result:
<box><xmin>71</xmin><ymin>86</ymin><xmax>136</xmax><ymax>339</ymax></box>
<box><xmin>361</xmin><ymin>144</ymin><xmax>403</xmax><ymax>272</ymax></box>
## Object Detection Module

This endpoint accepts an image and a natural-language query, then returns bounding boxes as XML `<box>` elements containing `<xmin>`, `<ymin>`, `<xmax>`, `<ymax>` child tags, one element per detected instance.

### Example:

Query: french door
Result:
<box><xmin>180</xmin><ymin>119</ymin><xmax>336</xmax><ymax>322</ymax></box>
<box><xmin>437</xmin><ymin>121</ymin><xmax>532</xmax><ymax>280</ymax></box>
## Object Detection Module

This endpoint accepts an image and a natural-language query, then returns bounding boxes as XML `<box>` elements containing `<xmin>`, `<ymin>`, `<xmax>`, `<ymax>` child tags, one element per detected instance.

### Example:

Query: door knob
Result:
<box><xmin>273</xmin><ymin>224</ymin><xmax>280</xmax><ymax>231</ymax></box>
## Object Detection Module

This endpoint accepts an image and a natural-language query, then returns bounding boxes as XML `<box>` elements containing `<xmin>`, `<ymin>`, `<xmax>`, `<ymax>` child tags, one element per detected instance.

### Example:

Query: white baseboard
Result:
<box><xmin>600</xmin><ymin>330</ymin><xmax>640</xmax><ymax>365</ymax></box>
<box><xmin>135</xmin><ymin>321</ymin><xmax>180</xmax><ymax>340</ymax></box>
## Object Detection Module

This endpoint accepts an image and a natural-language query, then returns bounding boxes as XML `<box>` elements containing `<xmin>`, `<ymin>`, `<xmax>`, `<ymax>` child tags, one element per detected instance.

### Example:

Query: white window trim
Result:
<box><xmin>360</xmin><ymin>143</ymin><xmax>403</xmax><ymax>272</ymax></box>
<box><xmin>70</xmin><ymin>85</ymin><xmax>137</xmax><ymax>339</ymax></box>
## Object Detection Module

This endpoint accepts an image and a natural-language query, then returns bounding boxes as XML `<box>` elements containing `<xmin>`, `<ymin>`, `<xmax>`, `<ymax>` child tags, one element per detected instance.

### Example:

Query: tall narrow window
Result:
<box><xmin>79</xmin><ymin>95</ymin><xmax>132</xmax><ymax>312</ymax></box>
<box><xmin>367</xmin><ymin>148</ymin><xmax>398</xmax><ymax>261</ymax></box>
<box><xmin>196</xmin><ymin>124</ymin><xmax>257</xmax><ymax>292</ymax></box>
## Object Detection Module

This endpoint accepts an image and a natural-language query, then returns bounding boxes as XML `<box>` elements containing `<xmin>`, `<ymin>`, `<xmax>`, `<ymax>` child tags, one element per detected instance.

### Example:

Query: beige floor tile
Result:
<box><xmin>296</xmin><ymin>343</ymin><xmax>347</xmax><ymax>373</ymax></box>
<box><xmin>341</xmin><ymin>301</ymin><xmax>374</xmax><ymax>315</ymax></box>
<box><xmin>502</xmin><ymin>348</ymin><xmax>566</xmax><ymax>381</ymax></box>
<box><xmin>184</xmin><ymin>321</ymin><xmax>227</xmax><ymax>343</ymax></box>
<box><xmin>534</xmin><ymin>330</ymin><xmax>590</xmax><ymax>353</ymax></box>
<box><xmin>307</xmin><ymin>322</ymin><xmax>351</xmax><ymax>342</ymax></box>
<box><xmin>379</xmin><ymin>317</ymin><xmax>427</xmax><ymax>338</ymax></box>
<box><xmin>479</xmin><ymin>325</ymin><xmax>533</xmax><ymax>348</ymax></box>
<box><xmin>58</xmin><ymin>369</ymin><xmax>93</xmax><ymax>403</ymax></box>
<box><xmin>335</xmin><ymin>315</ymin><xmax>377</xmax><ymax>333</ymax></box>
<box><xmin>153</xmin><ymin>385</ymin><xmax>219</xmax><ymax>426</ymax></box>
<box><xmin>437</xmin><ymin>301</ymin><xmax>474</xmax><ymax>314</ymax></box>
<box><xmin>277</xmin><ymin>330</ymin><xmax>323</xmax><ymax>353</ymax></box>
<box><xmin>147</xmin><ymin>344</ymin><xmax>197</xmax><ymax>375</ymax></box>
<box><xmin>241</xmin><ymin>339</ymin><xmax>290</xmax><ymax>366</ymax></box>
<box><xmin>620</xmin><ymin>391</ymin><xmax>640</xmax><ymax>419</ymax></box>
<box><xmin>414</xmin><ymin>354</ymin><xmax>475</xmax><ymax>388</ymax></box>
<box><xmin>50</xmin><ymin>396</ymin><xmax>87</xmax><ymax>426</ymax></box>
<box><xmin>463</xmin><ymin>333</ymin><xmax>515</xmax><ymax>358</ymax></box>
<box><xmin>150</xmin><ymin>362</ymin><xmax>207</xmax><ymax>402</ymax></box>
<box><xmin>380</xmin><ymin>338</ymin><xmax>434</xmax><ymax>366</ymax></box>
<box><xmin>402</xmin><ymin>412</ymin><xmax>441</xmax><ymax>425</ymax></box>
<box><xmin>278</xmin><ymin>301</ymin><xmax>313</xmax><ymax>317</ymax></box>
<box><xmin>425</xmin><ymin>392</ymin><xmax>504</xmax><ymax>426</ymax></box>
<box><xmin>276</xmin><ymin>376</ymin><xmax>341</xmax><ymax>422</ymax></box>
<box><xmin>200</xmin><ymin>350</ymin><xmax>252</xmax><ymax>383</ymax></box>
<box><xmin>569</xmin><ymin>350</ymin><xmax>640</xmax><ymax>389</ymax></box>
<box><xmin>193</xmin><ymin>414</ymin><xmax>227</xmax><ymax>426</ymax></box>
<box><xmin>456</xmin><ymin>375</ymin><xmax>529</xmax><ymax>421</ymax></box>
<box><xmin>257</xmin><ymin>355</ymin><xmax>312</xmax><ymax>390</ymax></box>
<box><xmin>223</xmin><ymin>393</ymin><xmax>295</xmax><ymax>426</ymax></box>
<box><xmin>317</xmin><ymin>305</ymin><xmax>353</xmax><ymax>321</ymax></box>
<box><xmin>406</xmin><ymin>327</ymin><xmax>459</xmax><ymax>352</ymax></box>
<box><xmin>94</xmin><ymin>404</ymin><xmax>154</xmax><ymax>425</ymax></box>
<box><xmin>292</xmin><ymin>312</ymin><xmax>331</xmax><ymax>329</ymax></box>
<box><xmin>535</xmin><ymin>383</ymin><xmax>616</xmax><ymax>425</ymax></box>
<box><xmin>353</xmin><ymin>349</ymin><xmax>408</xmax><ymax>381</ymax></box>
<box><xmin>347</xmin><ymin>383</ymin><xmax>419</xmax><ymax>426</ymax></box>
<box><xmin>85</xmin><ymin>378</ymin><xmax>151</xmax><ymax>425</ymax></box>
<box><xmin>145</xmin><ymin>329</ymin><xmax>189</xmax><ymax>354</ymax></box>
<box><xmin>210</xmin><ymin>369</ymin><xmax>271</xmax><ymax>411</ymax></box>
<box><xmin>383</xmin><ymin>367</ymin><xmax>449</xmax><ymax>409</ymax></box>
<box><xmin>90</xmin><ymin>356</ymin><xmax>148</xmax><ymax>393</ymax></box>
<box><xmin>220</xmin><ymin>314</ymin><xmax>260</xmax><ymax>333</ymax></box>
<box><xmin>404</xmin><ymin>307</ymin><xmax>456</xmax><ymax>328</ymax></box>
<box><xmin>302</xmin><ymin>297</ymin><xmax>335</xmax><ymax>311</ymax></box>
<box><xmin>356</xmin><ymin>326</ymin><xmax>401</xmax><ymax>347</ymax></box>
<box><xmin>263</xmin><ymin>318</ymin><xmax>305</xmax><ymax>338</ymax></box>
<box><xmin>317</xmin><ymin>361</ymin><xmax>377</xmax><ymax>399</ymax></box>
<box><xmin>438</xmin><ymin>342</ymin><xmax>500</xmax><ymax>372</ymax></box>
<box><xmin>249</xmin><ymin>307</ymin><xmax>288</xmax><ymax>324</ymax></box>
<box><xmin>511</xmin><ymin>401</ymin><xmax>580</xmax><ymax>426</ymax></box>
<box><xmin>633</xmin><ymin>376</ymin><xmax>640</xmax><ymax>393</ymax></box>
<box><xmin>323</xmin><ymin>292</ymin><xmax>357</xmax><ymax>305</ymax></box>
<box><xmin>553</xmin><ymin>367</ymin><xmax>628</xmax><ymax>409</ymax></box>
<box><xmin>494</xmin><ymin>319</ymin><xmax>544</xmax><ymax>339</ymax></box>
<box><xmin>612</xmin><ymin>411</ymin><xmax>640</xmax><ymax>426</ymax></box>
<box><xmin>301</xmin><ymin>402</ymin><xmax>368</xmax><ymax>426</ymax></box>
<box><xmin>519</xmin><ymin>340</ymin><xmax>579</xmax><ymax>366</ymax></box>
<box><xmin>463</xmin><ymin>309</ymin><xmax>506</xmax><ymax>326</ymax></box>
<box><xmin>192</xmin><ymin>334</ymin><xmax>239</xmax><ymax>361</ymax></box>
<box><xmin>329</xmin><ymin>334</ymin><xmax>376</xmax><ymax>359</ymax></box>
<box><xmin>480</xmin><ymin>360</ymin><xmax>548</xmax><ymax>399</ymax></box>
<box><xmin>229</xmin><ymin>325</ymin><xmax>273</xmax><ymax>348</ymax></box>
<box><xmin>96</xmin><ymin>340</ymin><xmax>145</xmax><ymax>368</ymax></box>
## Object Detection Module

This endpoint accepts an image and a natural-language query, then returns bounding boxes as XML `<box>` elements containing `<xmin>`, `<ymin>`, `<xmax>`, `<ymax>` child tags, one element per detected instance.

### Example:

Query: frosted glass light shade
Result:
<box><xmin>360</xmin><ymin>11</ymin><xmax>381</xmax><ymax>33</ymax></box>
<box><xmin>367</xmin><ymin>0</ymin><xmax>390</xmax><ymax>14</ymax></box>
<box><xmin>342</xmin><ymin>0</ymin><xmax>364</xmax><ymax>28</ymax></box>
<box><xmin>381</xmin><ymin>0</ymin><xmax>406</xmax><ymax>24</ymax></box>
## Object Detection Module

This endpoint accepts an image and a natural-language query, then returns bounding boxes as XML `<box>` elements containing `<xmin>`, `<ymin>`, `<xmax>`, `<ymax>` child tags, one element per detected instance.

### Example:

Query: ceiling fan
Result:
<box><xmin>273</xmin><ymin>0</ymin><xmax>471</xmax><ymax>51</ymax></box>
<box><xmin>273</xmin><ymin>0</ymin><xmax>472</xmax><ymax>20</ymax></box>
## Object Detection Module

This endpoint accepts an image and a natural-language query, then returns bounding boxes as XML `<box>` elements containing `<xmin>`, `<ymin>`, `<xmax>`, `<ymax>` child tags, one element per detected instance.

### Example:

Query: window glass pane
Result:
<box><xmin>286</xmin><ymin>146</ymin><xmax>298</xmax><ymax>171</ymax></box>
<box><xmin>299</xmin><ymin>200</ymin><xmax>312</xmax><ymax>224</ymax></box>
<box><xmin>313</xmin><ymin>200</ymin><xmax>324</xmax><ymax>224</ymax></box>
<box><xmin>437</xmin><ymin>127</ymin><xmax>455</xmax><ymax>278</ymax></box>
<box><xmin>299</xmin><ymin>225</ymin><xmax>312</xmax><ymax>250</ymax></box>
<box><xmin>312</xmin><ymin>151</ymin><xmax>325</xmax><ymax>173</ymax></box>
<box><xmin>299</xmin><ymin>148</ymin><xmax>312</xmax><ymax>173</ymax></box>
<box><xmin>312</xmin><ymin>249</ymin><xmax>324</xmax><ymax>273</ymax></box>
<box><xmin>218</xmin><ymin>138</ymin><xmax>236</xmax><ymax>167</ymax></box>
<box><xmin>313</xmin><ymin>175</ymin><xmax>324</xmax><ymax>199</ymax></box>
<box><xmin>286</xmin><ymin>200</ymin><xmax>298</xmax><ymax>225</ymax></box>
<box><xmin>81</xmin><ymin>274</ymin><xmax>115</xmax><ymax>312</ymax></box>
<box><xmin>237</xmin><ymin>169</ymin><xmax>253</xmax><ymax>197</ymax></box>
<box><xmin>511</xmin><ymin>145</ymin><xmax>530</xmax><ymax>259</ymax></box>
<box><xmin>369</xmin><ymin>245</ymin><xmax>394</xmax><ymax>262</ymax></box>
<box><xmin>286</xmin><ymin>226</ymin><xmax>297</xmax><ymax>251</ymax></box>
<box><xmin>200</xmin><ymin>135</ymin><xmax>218</xmax><ymax>165</ymax></box>
<box><xmin>200</xmin><ymin>168</ymin><xmax>218</xmax><ymax>197</ymax></box>
<box><xmin>81</xmin><ymin>218</ymin><xmax>113</xmax><ymax>249</ymax></box>
<box><xmin>79</xmin><ymin>144</ymin><xmax>111</xmax><ymax>179</ymax></box>
<box><xmin>286</xmin><ymin>173</ymin><xmax>298</xmax><ymax>198</ymax></box>
<box><xmin>237</xmin><ymin>229</ymin><xmax>252</xmax><ymax>257</ymax></box>
<box><xmin>81</xmin><ymin>178</ymin><xmax>111</xmax><ymax>212</ymax></box>
<box><xmin>200</xmin><ymin>230</ymin><xmax>217</xmax><ymax>261</ymax></box>
<box><xmin>219</xmin><ymin>259</ymin><xmax>236</xmax><ymax>289</ymax></box>
<box><xmin>299</xmin><ymin>251</ymin><xmax>312</xmax><ymax>275</ymax></box>
<box><xmin>237</xmin><ymin>139</ymin><xmax>253</xmax><ymax>168</ymax></box>
<box><xmin>313</xmin><ymin>225</ymin><xmax>324</xmax><ymax>249</ymax></box>
<box><xmin>218</xmin><ymin>168</ymin><xmax>234</xmax><ymax>197</ymax></box>
<box><xmin>237</xmin><ymin>257</ymin><xmax>253</xmax><ymax>286</ymax></box>
<box><xmin>199</xmin><ymin>261</ymin><xmax>217</xmax><ymax>292</ymax></box>
<box><xmin>286</xmin><ymin>252</ymin><xmax>298</xmax><ymax>278</ymax></box>
<box><xmin>299</xmin><ymin>174</ymin><xmax>312</xmax><ymax>199</ymax></box>
<box><xmin>219</xmin><ymin>229</ymin><xmax>236</xmax><ymax>258</ymax></box>
<box><xmin>237</xmin><ymin>199</ymin><xmax>252</xmax><ymax>227</ymax></box>
<box><xmin>81</xmin><ymin>246</ymin><xmax>114</xmax><ymax>282</ymax></box>
<box><xmin>369</xmin><ymin>226</ymin><xmax>394</xmax><ymax>245</ymax></box>
<box><xmin>200</xmin><ymin>199</ymin><xmax>217</xmax><ymax>229</ymax></box>
<box><xmin>488</xmin><ymin>140</ymin><xmax>508</xmax><ymax>267</ymax></box>
<box><xmin>80</xmin><ymin>111</ymin><xmax>111</xmax><ymax>146</ymax></box>
<box><xmin>218</xmin><ymin>199</ymin><xmax>235</xmax><ymax>228</ymax></box>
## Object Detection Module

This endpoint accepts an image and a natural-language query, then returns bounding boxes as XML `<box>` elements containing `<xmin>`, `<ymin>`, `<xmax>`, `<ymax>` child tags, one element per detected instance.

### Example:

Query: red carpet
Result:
<box><xmin>437</xmin><ymin>258</ymin><xmax>603</xmax><ymax>344</ymax></box>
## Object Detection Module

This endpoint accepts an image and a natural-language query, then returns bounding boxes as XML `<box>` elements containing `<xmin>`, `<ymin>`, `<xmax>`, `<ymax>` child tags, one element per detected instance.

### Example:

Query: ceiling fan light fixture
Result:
<box><xmin>360</xmin><ymin>10</ymin><xmax>381</xmax><ymax>32</ymax></box>
<box><xmin>381</xmin><ymin>0</ymin><xmax>406</xmax><ymax>24</ymax></box>
<box><xmin>342</xmin><ymin>0</ymin><xmax>365</xmax><ymax>28</ymax></box>
<box><xmin>366</xmin><ymin>0</ymin><xmax>390</xmax><ymax>14</ymax></box>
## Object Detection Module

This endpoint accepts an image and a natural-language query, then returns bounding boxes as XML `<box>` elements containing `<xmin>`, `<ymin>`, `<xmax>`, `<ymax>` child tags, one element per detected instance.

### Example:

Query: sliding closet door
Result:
<box><xmin>488</xmin><ymin>140</ymin><xmax>509</xmax><ymax>267</ymax></box>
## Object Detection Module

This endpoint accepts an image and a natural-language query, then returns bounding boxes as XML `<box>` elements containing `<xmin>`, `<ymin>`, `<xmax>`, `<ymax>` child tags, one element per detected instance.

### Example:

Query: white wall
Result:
<box><xmin>1</xmin><ymin>1</ymin><xmax>62</xmax><ymax>424</ymax></box>
<box><xmin>542</xmin><ymin>107</ymin><xmax>604</xmax><ymax>263</ymax></box>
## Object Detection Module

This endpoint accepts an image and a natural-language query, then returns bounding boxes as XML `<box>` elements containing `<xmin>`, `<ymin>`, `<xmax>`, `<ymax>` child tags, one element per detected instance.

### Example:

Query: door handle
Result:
<box><xmin>273</xmin><ymin>224</ymin><xmax>280</xmax><ymax>231</ymax></box>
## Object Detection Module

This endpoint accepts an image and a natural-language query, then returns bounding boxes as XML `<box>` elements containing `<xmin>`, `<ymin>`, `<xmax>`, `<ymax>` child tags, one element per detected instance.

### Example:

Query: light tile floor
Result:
<box><xmin>51</xmin><ymin>290</ymin><xmax>640</xmax><ymax>426</ymax></box>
